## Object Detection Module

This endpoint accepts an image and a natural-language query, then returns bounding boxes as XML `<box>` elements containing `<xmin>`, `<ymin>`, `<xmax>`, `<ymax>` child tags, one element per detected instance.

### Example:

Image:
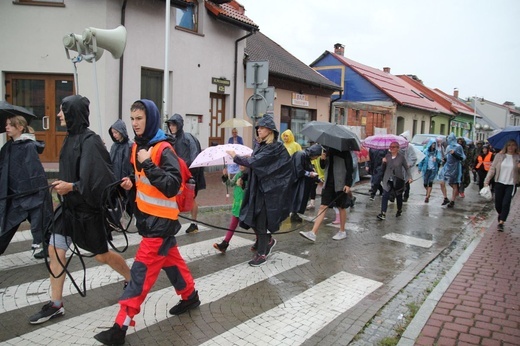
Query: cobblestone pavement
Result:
<box><xmin>0</xmin><ymin>173</ymin><xmax>502</xmax><ymax>345</ymax></box>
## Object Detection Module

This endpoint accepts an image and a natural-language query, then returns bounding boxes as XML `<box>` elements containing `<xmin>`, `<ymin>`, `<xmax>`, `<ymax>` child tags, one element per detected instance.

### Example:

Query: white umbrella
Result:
<box><xmin>189</xmin><ymin>144</ymin><xmax>253</xmax><ymax>168</ymax></box>
<box><xmin>219</xmin><ymin>118</ymin><xmax>253</xmax><ymax>129</ymax></box>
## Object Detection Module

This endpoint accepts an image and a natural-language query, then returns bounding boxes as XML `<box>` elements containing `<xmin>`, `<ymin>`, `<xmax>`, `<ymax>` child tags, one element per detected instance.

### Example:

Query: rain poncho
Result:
<box><xmin>281</xmin><ymin>129</ymin><xmax>302</xmax><ymax>156</ymax></box>
<box><xmin>440</xmin><ymin>133</ymin><xmax>466</xmax><ymax>184</ymax></box>
<box><xmin>291</xmin><ymin>144</ymin><xmax>322</xmax><ymax>214</ymax></box>
<box><xmin>418</xmin><ymin>138</ymin><xmax>442</xmax><ymax>185</ymax></box>
<box><xmin>109</xmin><ymin>119</ymin><xmax>133</xmax><ymax>181</ymax></box>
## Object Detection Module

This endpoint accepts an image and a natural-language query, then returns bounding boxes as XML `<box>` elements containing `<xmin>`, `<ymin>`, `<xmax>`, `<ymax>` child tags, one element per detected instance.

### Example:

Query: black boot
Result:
<box><xmin>213</xmin><ymin>240</ymin><xmax>229</xmax><ymax>254</ymax></box>
<box><xmin>94</xmin><ymin>323</ymin><xmax>126</xmax><ymax>346</ymax></box>
<box><xmin>169</xmin><ymin>290</ymin><xmax>201</xmax><ymax>315</ymax></box>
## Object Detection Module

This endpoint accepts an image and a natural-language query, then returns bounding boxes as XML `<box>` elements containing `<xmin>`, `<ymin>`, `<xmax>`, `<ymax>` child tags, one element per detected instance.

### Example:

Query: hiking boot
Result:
<box><xmin>213</xmin><ymin>241</ymin><xmax>229</xmax><ymax>254</ymax></box>
<box><xmin>442</xmin><ymin>198</ymin><xmax>450</xmax><ymax>206</ymax></box>
<box><xmin>497</xmin><ymin>223</ymin><xmax>504</xmax><ymax>232</ymax></box>
<box><xmin>29</xmin><ymin>301</ymin><xmax>65</xmax><ymax>324</ymax></box>
<box><xmin>332</xmin><ymin>231</ymin><xmax>347</xmax><ymax>240</ymax></box>
<box><xmin>248</xmin><ymin>253</ymin><xmax>267</xmax><ymax>267</ymax></box>
<box><xmin>290</xmin><ymin>213</ymin><xmax>303</xmax><ymax>222</ymax></box>
<box><xmin>377</xmin><ymin>213</ymin><xmax>386</xmax><ymax>220</ymax></box>
<box><xmin>265</xmin><ymin>238</ymin><xmax>277</xmax><ymax>257</ymax></box>
<box><xmin>94</xmin><ymin>323</ymin><xmax>126</xmax><ymax>346</ymax></box>
<box><xmin>447</xmin><ymin>201</ymin><xmax>455</xmax><ymax>208</ymax></box>
<box><xmin>169</xmin><ymin>290</ymin><xmax>200</xmax><ymax>315</ymax></box>
<box><xmin>299</xmin><ymin>231</ymin><xmax>316</xmax><ymax>242</ymax></box>
<box><xmin>185</xmin><ymin>223</ymin><xmax>198</xmax><ymax>234</ymax></box>
<box><xmin>396</xmin><ymin>210</ymin><xmax>402</xmax><ymax>217</ymax></box>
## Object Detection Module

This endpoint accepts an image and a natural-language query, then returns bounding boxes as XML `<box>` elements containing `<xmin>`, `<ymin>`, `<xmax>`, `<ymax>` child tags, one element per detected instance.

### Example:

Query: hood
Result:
<box><xmin>256</xmin><ymin>114</ymin><xmax>279</xmax><ymax>140</ymax></box>
<box><xmin>447</xmin><ymin>133</ymin><xmax>457</xmax><ymax>146</ymax></box>
<box><xmin>399</xmin><ymin>130</ymin><xmax>411</xmax><ymax>141</ymax></box>
<box><xmin>109</xmin><ymin>119</ymin><xmax>130</xmax><ymax>143</ymax></box>
<box><xmin>16</xmin><ymin>133</ymin><xmax>36</xmax><ymax>141</ymax></box>
<box><xmin>61</xmin><ymin>95</ymin><xmax>90</xmax><ymax>134</ymax></box>
<box><xmin>425</xmin><ymin>138</ymin><xmax>437</xmax><ymax>152</ymax></box>
<box><xmin>305</xmin><ymin>143</ymin><xmax>323</xmax><ymax>158</ymax></box>
<box><xmin>281</xmin><ymin>129</ymin><xmax>296</xmax><ymax>143</ymax></box>
<box><xmin>134</xmin><ymin>99</ymin><xmax>166</xmax><ymax>145</ymax></box>
<box><xmin>165</xmin><ymin>113</ymin><xmax>184</xmax><ymax>135</ymax></box>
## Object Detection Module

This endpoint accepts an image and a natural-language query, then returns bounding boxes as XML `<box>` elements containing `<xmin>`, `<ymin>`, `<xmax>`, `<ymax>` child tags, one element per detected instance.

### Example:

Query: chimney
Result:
<box><xmin>453</xmin><ymin>88</ymin><xmax>459</xmax><ymax>99</ymax></box>
<box><xmin>383</xmin><ymin>67</ymin><xmax>391</xmax><ymax>73</ymax></box>
<box><xmin>334</xmin><ymin>43</ymin><xmax>345</xmax><ymax>56</ymax></box>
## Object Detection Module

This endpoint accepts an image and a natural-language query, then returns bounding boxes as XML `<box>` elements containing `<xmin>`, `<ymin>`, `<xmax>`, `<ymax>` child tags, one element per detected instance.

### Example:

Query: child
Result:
<box><xmin>213</xmin><ymin>165</ymin><xmax>248</xmax><ymax>253</ymax></box>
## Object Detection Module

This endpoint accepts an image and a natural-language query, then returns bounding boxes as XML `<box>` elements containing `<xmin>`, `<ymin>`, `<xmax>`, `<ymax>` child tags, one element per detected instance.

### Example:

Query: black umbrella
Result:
<box><xmin>301</xmin><ymin>121</ymin><xmax>361</xmax><ymax>151</ymax></box>
<box><xmin>0</xmin><ymin>100</ymin><xmax>37</xmax><ymax>133</ymax></box>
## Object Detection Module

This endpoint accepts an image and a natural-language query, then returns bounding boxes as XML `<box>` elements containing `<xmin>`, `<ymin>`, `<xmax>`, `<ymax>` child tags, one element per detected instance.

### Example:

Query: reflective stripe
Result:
<box><xmin>136</xmin><ymin>190</ymin><xmax>178</xmax><ymax>209</ymax></box>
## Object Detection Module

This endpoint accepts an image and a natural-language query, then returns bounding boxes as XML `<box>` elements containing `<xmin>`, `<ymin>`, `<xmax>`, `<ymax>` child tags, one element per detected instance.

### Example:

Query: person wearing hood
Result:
<box><xmin>366</xmin><ymin>148</ymin><xmax>387</xmax><ymax>200</ymax></box>
<box><xmin>0</xmin><ymin>115</ymin><xmax>53</xmax><ymax>258</ymax></box>
<box><xmin>281</xmin><ymin>129</ymin><xmax>302</xmax><ymax>156</ymax></box>
<box><xmin>456</xmin><ymin>137</ymin><xmax>471</xmax><ymax>198</ymax></box>
<box><xmin>399</xmin><ymin>131</ymin><xmax>417</xmax><ymax>202</ymax></box>
<box><xmin>29</xmin><ymin>95</ymin><xmax>131</xmax><ymax>325</ymax></box>
<box><xmin>108</xmin><ymin>119</ymin><xmax>134</xmax><ymax>216</ymax></box>
<box><xmin>165</xmin><ymin>113</ymin><xmax>206</xmax><ymax>234</ymax></box>
<box><xmin>300</xmin><ymin>145</ymin><xmax>355</xmax><ymax>242</ymax></box>
<box><xmin>418</xmin><ymin>138</ymin><xmax>443</xmax><ymax>203</ymax></box>
<box><xmin>226</xmin><ymin>114</ymin><xmax>293</xmax><ymax>266</ymax></box>
<box><xmin>439</xmin><ymin>133</ymin><xmax>466</xmax><ymax>208</ymax></box>
<box><xmin>94</xmin><ymin>100</ymin><xmax>199</xmax><ymax>345</ymax></box>
<box><xmin>289</xmin><ymin>144</ymin><xmax>323</xmax><ymax>222</ymax></box>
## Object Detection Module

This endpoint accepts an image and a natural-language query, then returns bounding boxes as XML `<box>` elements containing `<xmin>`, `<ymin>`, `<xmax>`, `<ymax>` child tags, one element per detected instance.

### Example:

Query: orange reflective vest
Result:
<box><xmin>131</xmin><ymin>142</ymin><xmax>179</xmax><ymax>220</ymax></box>
<box><xmin>476</xmin><ymin>152</ymin><xmax>493</xmax><ymax>171</ymax></box>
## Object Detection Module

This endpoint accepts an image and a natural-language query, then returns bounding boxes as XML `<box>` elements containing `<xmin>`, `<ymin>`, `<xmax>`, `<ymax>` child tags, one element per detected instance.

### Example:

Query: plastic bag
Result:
<box><xmin>479</xmin><ymin>186</ymin><xmax>492</xmax><ymax>200</ymax></box>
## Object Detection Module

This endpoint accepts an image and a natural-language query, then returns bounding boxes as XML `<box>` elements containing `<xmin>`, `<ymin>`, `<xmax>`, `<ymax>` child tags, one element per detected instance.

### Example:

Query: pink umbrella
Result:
<box><xmin>363</xmin><ymin>134</ymin><xmax>408</xmax><ymax>150</ymax></box>
<box><xmin>189</xmin><ymin>143</ymin><xmax>253</xmax><ymax>168</ymax></box>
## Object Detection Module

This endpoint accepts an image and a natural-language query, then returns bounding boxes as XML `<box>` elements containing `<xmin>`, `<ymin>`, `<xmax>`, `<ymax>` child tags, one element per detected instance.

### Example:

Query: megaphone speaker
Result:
<box><xmin>82</xmin><ymin>25</ymin><xmax>127</xmax><ymax>59</ymax></box>
<box><xmin>63</xmin><ymin>33</ymin><xmax>104</xmax><ymax>62</ymax></box>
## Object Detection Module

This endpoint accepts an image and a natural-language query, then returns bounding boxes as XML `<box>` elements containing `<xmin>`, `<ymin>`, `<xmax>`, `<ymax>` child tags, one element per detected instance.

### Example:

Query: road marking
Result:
<box><xmin>4</xmin><ymin>252</ymin><xmax>308</xmax><ymax>345</ymax></box>
<box><xmin>383</xmin><ymin>233</ymin><xmax>433</xmax><ymax>248</ymax></box>
<box><xmin>0</xmin><ymin>236</ymin><xmax>253</xmax><ymax>314</ymax></box>
<box><xmin>200</xmin><ymin>271</ymin><xmax>382</xmax><ymax>345</ymax></box>
<box><xmin>1</xmin><ymin>223</ymin><xmax>211</xmax><ymax>271</ymax></box>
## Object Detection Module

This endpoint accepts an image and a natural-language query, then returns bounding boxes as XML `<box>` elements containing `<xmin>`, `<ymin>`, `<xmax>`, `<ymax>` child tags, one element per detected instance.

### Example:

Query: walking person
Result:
<box><xmin>94</xmin><ymin>99</ymin><xmax>199</xmax><ymax>345</ymax></box>
<box><xmin>483</xmin><ymin>139</ymin><xmax>520</xmax><ymax>232</ymax></box>
<box><xmin>399</xmin><ymin>131</ymin><xmax>417</xmax><ymax>202</ymax></box>
<box><xmin>418</xmin><ymin>139</ymin><xmax>442</xmax><ymax>203</ymax></box>
<box><xmin>213</xmin><ymin>165</ymin><xmax>248</xmax><ymax>253</ymax></box>
<box><xmin>281</xmin><ymin>129</ymin><xmax>302</xmax><ymax>156</ymax></box>
<box><xmin>306</xmin><ymin>151</ymin><xmax>325</xmax><ymax>211</ymax></box>
<box><xmin>0</xmin><ymin>115</ymin><xmax>53</xmax><ymax>258</ymax></box>
<box><xmin>439</xmin><ymin>133</ymin><xmax>466</xmax><ymax>208</ymax></box>
<box><xmin>165</xmin><ymin>114</ymin><xmax>206</xmax><ymax>234</ymax></box>
<box><xmin>29</xmin><ymin>95</ymin><xmax>131</xmax><ymax>325</ymax></box>
<box><xmin>457</xmin><ymin>137</ymin><xmax>471</xmax><ymax>198</ymax></box>
<box><xmin>299</xmin><ymin>146</ymin><xmax>354</xmax><ymax>242</ymax></box>
<box><xmin>366</xmin><ymin>148</ymin><xmax>386</xmax><ymax>200</ymax></box>
<box><xmin>226</xmin><ymin>114</ymin><xmax>293</xmax><ymax>266</ymax></box>
<box><xmin>474</xmin><ymin>145</ymin><xmax>494</xmax><ymax>191</ymax></box>
<box><xmin>376</xmin><ymin>141</ymin><xmax>412</xmax><ymax>220</ymax></box>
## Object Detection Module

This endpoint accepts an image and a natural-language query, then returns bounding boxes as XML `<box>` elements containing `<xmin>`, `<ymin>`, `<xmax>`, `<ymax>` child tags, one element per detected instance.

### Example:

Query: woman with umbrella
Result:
<box><xmin>226</xmin><ymin>115</ymin><xmax>293</xmax><ymax>266</ymax></box>
<box><xmin>483</xmin><ymin>139</ymin><xmax>520</xmax><ymax>232</ymax></box>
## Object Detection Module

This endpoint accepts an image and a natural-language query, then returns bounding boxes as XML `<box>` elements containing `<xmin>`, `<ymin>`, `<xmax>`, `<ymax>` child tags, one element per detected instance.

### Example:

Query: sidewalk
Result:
<box><xmin>399</xmin><ymin>193</ymin><xmax>520</xmax><ymax>345</ymax></box>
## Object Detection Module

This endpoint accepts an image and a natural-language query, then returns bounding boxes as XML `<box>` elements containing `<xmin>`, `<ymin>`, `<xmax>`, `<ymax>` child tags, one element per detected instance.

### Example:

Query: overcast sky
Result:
<box><xmin>239</xmin><ymin>0</ymin><xmax>520</xmax><ymax>106</ymax></box>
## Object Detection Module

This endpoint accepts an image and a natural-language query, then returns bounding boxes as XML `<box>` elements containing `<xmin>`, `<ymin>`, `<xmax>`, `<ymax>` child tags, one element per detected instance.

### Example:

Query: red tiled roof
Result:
<box><xmin>432</xmin><ymin>88</ymin><xmax>476</xmax><ymax>117</ymax></box>
<box><xmin>331</xmin><ymin>52</ymin><xmax>452</xmax><ymax>114</ymax></box>
<box><xmin>205</xmin><ymin>0</ymin><xmax>258</xmax><ymax>31</ymax></box>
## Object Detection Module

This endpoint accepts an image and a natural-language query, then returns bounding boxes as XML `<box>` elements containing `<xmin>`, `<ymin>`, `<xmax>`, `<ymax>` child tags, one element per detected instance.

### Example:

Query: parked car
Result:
<box><xmin>410</xmin><ymin>133</ymin><xmax>445</xmax><ymax>151</ymax></box>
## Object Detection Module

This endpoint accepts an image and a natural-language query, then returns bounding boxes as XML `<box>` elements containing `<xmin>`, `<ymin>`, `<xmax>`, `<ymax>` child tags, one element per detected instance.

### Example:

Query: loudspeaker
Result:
<box><xmin>82</xmin><ymin>25</ymin><xmax>127</xmax><ymax>59</ymax></box>
<box><xmin>63</xmin><ymin>33</ymin><xmax>104</xmax><ymax>62</ymax></box>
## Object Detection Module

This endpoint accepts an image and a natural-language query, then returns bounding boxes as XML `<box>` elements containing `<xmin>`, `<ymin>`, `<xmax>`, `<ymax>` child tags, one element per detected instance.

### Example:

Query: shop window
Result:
<box><xmin>281</xmin><ymin>106</ymin><xmax>315</xmax><ymax>147</ymax></box>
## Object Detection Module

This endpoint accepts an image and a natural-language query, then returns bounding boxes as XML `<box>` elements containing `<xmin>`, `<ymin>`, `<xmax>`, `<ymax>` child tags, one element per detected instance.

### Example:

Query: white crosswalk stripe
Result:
<box><xmin>383</xmin><ymin>233</ymin><xmax>433</xmax><ymax>248</ymax></box>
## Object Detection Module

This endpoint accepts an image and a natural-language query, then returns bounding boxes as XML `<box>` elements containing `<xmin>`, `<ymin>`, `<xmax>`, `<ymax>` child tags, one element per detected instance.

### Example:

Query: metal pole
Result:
<box><xmin>473</xmin><ymin>97</ymin><xmax>477</xmax><ymax>141</ymax></box>
<box><xmin>163</xmin><ymin>0</ymin><xmax>170</xmax><ymax>126</ymax></box>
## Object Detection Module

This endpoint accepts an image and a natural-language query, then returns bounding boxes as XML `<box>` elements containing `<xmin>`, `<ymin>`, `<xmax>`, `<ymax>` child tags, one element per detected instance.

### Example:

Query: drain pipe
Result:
<box><xmin>118</xmin><ymin>0</ymin><xmax>128</xmax><ymax>119</ymax></box>
<box><xmin>233</xmin><ymin>30</ymin><xmax>255</xmax><ymax>118</ymax></box>
<box><xmin>329</xmin><ymin>91</ymin><xmax>343</xmax><ymax>123</ymax></box>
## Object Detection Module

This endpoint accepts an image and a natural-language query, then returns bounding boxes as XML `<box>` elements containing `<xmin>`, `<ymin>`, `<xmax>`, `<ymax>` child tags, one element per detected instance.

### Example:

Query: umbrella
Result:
<box><xmin>0</xmin><ymin>100</ymin><xmax>37</xmax><ymax>133</ymax></box>
<box><xmin>363</xmin><ymin>134</ymin><xmax>408</xmax><ymax>150</ymax></box>
<box><xmin>487</xmin><ymin>126</ymin><xmax>520</xmax><ymax>150</ymax></box>
<box><xmin>301</xmin><ymin>121</ymin><xmax>361</xmax><ymax>151</ymax></box>
<box><xmin>189</xmin><ymin>143</ymin><xmax>253</xmax><ymax>168</ymax></box>
<box><xmin>219</xmin><ymin>118</ymin><xmax>253</xmax><ymax>129</ymax></box>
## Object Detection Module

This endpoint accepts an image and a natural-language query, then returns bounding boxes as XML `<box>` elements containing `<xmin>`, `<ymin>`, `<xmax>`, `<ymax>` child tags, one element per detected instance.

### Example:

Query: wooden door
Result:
<box><xmin>209</xmin><ymin>93</ymin><xmax>225</xmax><ymax>145</ymax></box>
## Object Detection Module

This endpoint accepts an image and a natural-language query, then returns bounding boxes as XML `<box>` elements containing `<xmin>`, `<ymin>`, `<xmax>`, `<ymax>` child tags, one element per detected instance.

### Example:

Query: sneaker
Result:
<box><xmin>248</xmin><ymin>253</ymin><xmax>267</xmax><ymax>267</ymax></box>
<box><xmin>290</xmin><ymin>213</ymin><xmax>303</xmax><ymax>222</ymax></box>
<box><xmin>169</xmin><ymin>290</ymin><xmax>200</xmax><ymax>315</ymax></box>
<box><xmin>497</xmin><ymin>223</ymin><xmax>504</xmax><ymax>232</ymax></box>
<box><xmin>396</xmin><ymin>210</ymin><xmax>402</xmax><ymax>217</ymax></box>
<box><xmin>306</xmin><ymin>203</ymin><xmax>315</xmax><ymax>210</ymax></box>
<box><xmin>33</xmin><ymin>248</ymin><xmax>48</xmax><ymax>259</ymax></box>
<box><xmin>94</xmin><ymin>323</ymin><xmax>126</xmax><ymax>346</ymax></box>
<box><xmin>332</xmin><ymin>231</ymin><xmax>347</xmax><ymax>240</ymax></box>
<box><xmin>447</xmin><ymin>201</ymin><xmax>455</xmax><ymax>208</ymax></box>
<box><xmin>424</xmin><ymin>197</ymin><xmax>429</xmax><ymax>203</ymax></box>
<box><xmin>377</xmin><ymin>213</ymin><xmax>386</xmax><ymax>220</ymax></box>
<box><xmin>442</xmin><ymin>198</ymin><xmax>450</xmax><ymax>206</ymax></box>
<box><xmin>459</xmin><ymin>192</ymin><xmax>465</xmax><ymax>198</ymax></box>
<box><xmin>29</xmin><ymin>301</ymin><xmax>65</xmax><ymax>324</ymax></box>
<box><xmin>369</xmin><ymin>195</ymin><xmax>375</xmax><ymax>201</ymax></box>
<box><xmin>185</xmin><ymin>223</ymin><xmax>198</xmax><ymax>234</ymax></box>
<box><xmin>213</xmin><ymin>241</ymin><xmax>229</xmax><ymax>254</ymax></box>
<box><xmin>299</xmin><ymin>231</ymin><xmax>316</xmax><ymax>242</ymax></box>
<box><xmin>265</xmin><ymin>238</ymin><xmax>277</xmax><ymax>257</ymax></box>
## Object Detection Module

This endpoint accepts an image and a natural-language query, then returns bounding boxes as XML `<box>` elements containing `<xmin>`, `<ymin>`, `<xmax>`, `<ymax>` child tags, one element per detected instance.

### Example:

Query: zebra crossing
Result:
<box><xmin>0</xmin><ymin>205</ymin><xmax>458</xmax><ymax>346</ymax></box>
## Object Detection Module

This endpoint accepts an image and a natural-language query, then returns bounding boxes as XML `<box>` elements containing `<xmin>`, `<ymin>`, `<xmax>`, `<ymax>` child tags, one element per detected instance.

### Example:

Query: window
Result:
<box><xmin>281</xmin><ymin>106</ymin><xmax>315</xmax><ymax>147</ymax></box>
<box><xmin>176</xmin><ymin>2</ymin><xmax>198</xmax><ymax>32</ymax></box>
<box><xmin>141</xmin><ymin>68</ymin><xmax>163</xmax><ymax>114</ymax></box>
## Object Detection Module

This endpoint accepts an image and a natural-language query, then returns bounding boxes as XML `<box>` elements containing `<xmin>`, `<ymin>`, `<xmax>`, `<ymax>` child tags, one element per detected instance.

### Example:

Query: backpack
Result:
<box><xmin>145</xmin><ymin>141</ymin><xmax>195</xmax><ymax>212</ymax></box>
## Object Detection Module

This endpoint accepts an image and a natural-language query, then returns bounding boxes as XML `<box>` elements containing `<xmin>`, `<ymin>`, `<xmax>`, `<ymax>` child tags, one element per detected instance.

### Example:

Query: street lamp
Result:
<box><xmin>472</xmin><ymin>96</ymin><xmax>482</xmax><ymax>141</ymax></box>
